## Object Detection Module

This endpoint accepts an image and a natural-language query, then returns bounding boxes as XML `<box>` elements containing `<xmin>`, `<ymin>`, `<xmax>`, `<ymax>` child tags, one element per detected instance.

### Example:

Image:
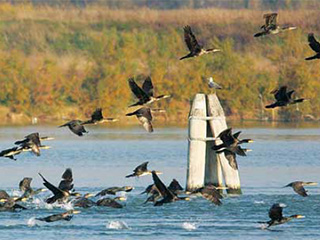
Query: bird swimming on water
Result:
<box><xmin>128</xmin><ymin>77</ymin><xmax>170</xmax><ymax>107</ymax></box>
<box><xmin>19</xmin><ymin>177</ymin><xmax>46</xmax><ymax>200</ymax></box>
<box><xmin>254</xmin><ymin>13</ymin><xmax>296</xmax><ymax>38</ymax></box>
<box><xmin>126</xmin><ymin>107</ymin><xmax>154</xmax><ymax>133</ymax></box>
<box><xmin>59</xmin><ymin>120</ymin><xmax>88</xmax><ymax>136</ymax></box>
<box><xmin>259</xmin><ymin>203</ymin><xmax>304</xmax><ymax>228</ymax></box>
<box><xmin>305</xmin><ymin>33</ymin><xmax>320</xmax><ymax>61</ymax></box>
<box><xmin>265</xmin><ymin>86</ymin><xmax>307</xmax><ymax>109</ymax></box>
<box><xmin>82</xmin><ymin>108</ymin><xmax>118</xmax><ymax>125</ymax></box>
<box><xmin>191</xmin><ymin>184</ymin><xmax>224</xmax><ymax>206</ymax></box>
<box><xmin>95</xmin><ymin>186</ymin><xmax>134</xmax><ymax>197</ymax></box>
<box><xmin>36</xmin><ymin>210</ymin><xmax>80</xmax><ymax>222</ymax></box>
<box><xmin>180</xmin><ymin>25</ymin><xmax>221</xmax><ymax>60</ymax></box>
<box><xmin>284</xmin><ymin>181</ymin><xmax>317</xmax><ymax>197</ymax></box>
<box><xmin>126</xmin><ymin>161</ymin><xmax>162</xmax><ymax>178</ymax></box>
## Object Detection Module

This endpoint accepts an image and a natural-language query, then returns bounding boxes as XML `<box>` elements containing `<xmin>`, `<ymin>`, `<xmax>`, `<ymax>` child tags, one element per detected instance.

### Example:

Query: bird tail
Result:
<box><xmin>305</xmin><ymin>54</ymin><xmax>319</xmax><ymax>61</ymax></box>
<box><xmin>265</xmin><ymin>103</ymin><xmax>277</xmax><ymax>109</ymax></box>
<box><xmin>58</xmin><ymin>123</ymin><xmax>68</xmax><ymax>128</ymax></box>
<box><xmin>128</xmin><ymin>102</ymin><xmax>140</xmax><ymax>108</ymax></box>
<box><xmin>126</xmin><ymin>112</ymin><xmax>136</xmax><ymax>117</ymax></box>
<box><xmin>179</xmin><ymin>54</ymin><xmax>192</xmax><ymax>60</ymax></box>
<box><xmin>125</xmin><ymin>173</ymin><xmax>135</xmax><ymax>178</ymax></box>
<box><xmin>254</xmin><ymin>31</ymin><xmax>266</xmax><ymax>38</ymax></box>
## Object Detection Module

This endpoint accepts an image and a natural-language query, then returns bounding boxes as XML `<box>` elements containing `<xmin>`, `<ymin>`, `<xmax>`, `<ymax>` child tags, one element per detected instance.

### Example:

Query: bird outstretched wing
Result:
<box><xmin>264</xmin><ymin>13</ymin><xmax>277</xmax><ymax>28</ymax></box>
<box><xmin>142</xmin><ymin>76</ymin><xmax>154</xmax><ymax>97</ymax></box>
<box><xmin>128</xmin><ymin>78</ymin><xmax>150</xmax><ymax>102</ymax></box>
<box><xmin>308</xmin><ymin>33</ymin><xmax>320</xmax><ymax>53</ymax></box>
<box><xmin>183</xmin><ymin>25</ymin><xmax>201</xmax><ymax>52</ymax></box>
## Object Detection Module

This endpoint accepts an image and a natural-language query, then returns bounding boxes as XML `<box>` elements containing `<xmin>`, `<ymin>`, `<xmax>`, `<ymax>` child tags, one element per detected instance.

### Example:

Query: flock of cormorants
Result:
<box><xmin>0</xmin><ymin>12</ymin><xmax>319</xmax><ymax>229</ymax></box>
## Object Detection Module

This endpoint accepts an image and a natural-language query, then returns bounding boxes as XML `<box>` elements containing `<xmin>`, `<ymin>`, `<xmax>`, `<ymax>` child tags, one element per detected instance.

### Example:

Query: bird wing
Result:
<box><xmin>58</xmin><ymin>168</ymin><xmax>73</xmax><ymax>191</ymax></box>
<box><xmin>38</xmin><ymin>173</ymin><xmax>64</xmax><ymax>197</ymax></box>
<box><xmin>269</xmin><ymin>204</ymin><xmax>283</xmax><ymax>221</ymax></box>
<box><xmin>135</xmin><ymin>161</ymin><xmax>149</xmax><ymax>173</ymax></box>
<box><xmin>274</xmin><ymin>86</ymin><xmax>288</xmax><ymax>101</ymax></box>
<box><xmin>200</xmin><ymin>185</ymin><xmax>223</xmax><ymax>205</ymax></box>
<box><xmin>142</xmin><ymin>76</ymin><xmax>154</xmax><ymax>97</ymax></box>
<box><xmin>183</xmin><ymin>25</ymin><xmax>201</xmax><ymax>52</ymax></box>
<box><xmin>264</xmin><ymin>13</ymin><xmax>278</xmax><ymax>28</ymax></box>
<box><xmin>128</xmin><ymin>78</ymin><xmax>150</xmax><ymax>102</ymax></box>
<box><xmin>293</xmin><ymin>183</ymin><xmax>308</xmax><ymax>197</ymax></box>
<box><xmin>223</xmin><ymin>150</ymin><xmax>238</xmax><ymax>170</ymax></box>
<box><xmin>308</xmin><ymin>33</ymin><xmax>320</xmax><ymax>53</ymax></box>
<box><xmin>19</xmin><ymin>178</ymin><xmax>32</xmax><ymax>191</ymax></box>
<box><xmin>152</xmin><ymin>171</ymin><xmax>175</xmax><ymax>200</ymax></box>
<box><xmin>167</xmin><ymin>179</ymin><xmax>183</xmax><ymax>194</ymax></box>
<box><xmin>70</xmin><ymin>121</ymin><xmax>87</xmax><ymax>136</ymax></box>
<box><xmin>0</xmin><ymin>190</ymin><xmax>10</xmax><ymax>199</ymax></box>
<box><xmin>91</xmin><ymin>108</ymin><xmax>103</xmax><ymax>121</ymax></box>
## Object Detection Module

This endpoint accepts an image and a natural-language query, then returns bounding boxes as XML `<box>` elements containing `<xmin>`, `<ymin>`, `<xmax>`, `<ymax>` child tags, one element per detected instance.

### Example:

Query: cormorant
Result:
<box><xmin>259</xmin><ymin>203</ymin><xmax>304</xmax><ymax>228</ymax></box>
<box><xmin>73</xmin><ymin>193</ymin><xmax>96</xmax><ymax>208</ymax></box>
<box><xmin>38</xmin><ymin>168</ymin><xmax>74</xmax><ymax>204</ymax></box>
<box><xmin>126</xmin><ymin>161</ymin><xmax>162</xmax><ymax>178</ymax></box>
<box><xmin>191</xmin><ymin>184</ymin><xmax>223</xmax><ymax>206</ymax></box>
<box><xmin>36</xmin><ymin>210</ymin><xmax>80</xmax><ymax>222</ymax></box>
<box><xmin>0</xmin><ymin>190</ymin><xmax>27</xmax><ymax>211</ymax></box>
<box><xmin>126</xmin><ymin>107</ymin><xmax>154</xmax><ymax>133</ymax></box>
<box><xmin>180</xmin><ymin>25</ymin><xmax>221</xmax><ymax>60</ymax></box>
<box><xmin>15</xmin><ymin>133</ymin><xmax>42</xmax><ymax>156</ymax></box>
<box><xmin>96</xmin><ymin>197</ymin><xmax>124</xmax><ymax>208</ymax></box>
<box><xmin>59</xmin><ymin>120</ymin><xmax>88</xmax><ymax>136</ymax></box>
<box><xmin>95</xmin><ymin>186</ymin><xmax>133</xmax><ymax>196</ymax></box>
<box><xmin>265</xmin><ymin>86</ymin><xmax>307</xmax><ymax>108</ymax></box>
<box><xmin>19</xmin><ymin>177</ymin><xmax>46</xmax><ymax>200</ymax></box>
<box><xmin>254</xmin><ymin>13</ymin><xmax>296</xmax><ymax>37</ymax></box>
<box><xmin>0</xmin><ymin>147</ymin><xmax>23</xmax><ymax>160</ymax></box>
<box><xmin>82</xmin><ymin>108</ymin><xmax>118</xmax><ymax>125</ymax></box>
<box><xmin>167</xmin><ymin>179</ymin><xmax>184</xmax><ymax>195</ymax></box>
<box><xmin>305</xmin><ymin>33</ymin><xmax>320</xmax><ymax>61</ymax></box>
<box><xmin>128</xmin><ymin>77</ymin><xmax>170</xmax><ymax>107</ymax></box>
<box><xmin>152</xmin><ymin>171</ymin><xmax>190</xmax><ymax>206</ymax></box>
<box><xmin>284</xmin><ymin>181</ymin><xmax>317</xmax><ymax>197</ymax></box>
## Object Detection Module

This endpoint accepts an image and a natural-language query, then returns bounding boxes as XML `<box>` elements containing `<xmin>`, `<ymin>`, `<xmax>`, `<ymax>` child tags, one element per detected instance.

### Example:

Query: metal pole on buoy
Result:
<box><xmin>186</xmin><ymin>93</ymin><xmax>241</xmax><ymax>194</ymax></box>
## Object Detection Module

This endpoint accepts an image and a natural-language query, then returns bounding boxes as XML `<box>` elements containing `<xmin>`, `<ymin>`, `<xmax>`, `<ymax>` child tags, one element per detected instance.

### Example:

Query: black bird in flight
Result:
<box><xmin>265</xmin><ymin>86</ymin><xmax>307</xmax><ymax>109</ymax></box>
<box><xmin>128</xmin><ymin>77</ymin><xmax>170</xmax><ymax>107</ymax></box>
<box><xmin>59</xmin><ymin>120</ymin><xmax>88</xmax><ymax>136</ymax></box>
<box><xmin>284</xmin><ymin>181</ymin><xmax>317</xmax><ymax>197</ymax></box>
<box><xmin>258</xmin><ymin>203</ymin><xmax>304</xmax><ymax>228</ymax></box>
<box><xmin>254</xmin><ymin>13</ymin><xmax>296</xmax><ymax>37</ymax></box>
<box><xmin>305</xmin><ymin>33</ymin><xmax>320</xmax><ymax>61</ymax></box>
<box><xmin>82</xmin><ymin>108</ymin><xmax>118</xmax><ymax>125</ymax></box>
<box><xmin>180</xmin><ymin>25</ymin><xmax>221</xmax><ymax>60</ymax></box>
<box><xmin>126</xmin><ymin>107</ymin><xmax>154</xmax><ymax>133</ymax></box>
<box><xmin>36</xmin><ymin>210</ymin><xmax>80</xmax><ymax>222</ymax></box>
<box><xmin>126</xmin><ymin>161</ymin><xmax>162</xmax><ymax>178</ymax></box>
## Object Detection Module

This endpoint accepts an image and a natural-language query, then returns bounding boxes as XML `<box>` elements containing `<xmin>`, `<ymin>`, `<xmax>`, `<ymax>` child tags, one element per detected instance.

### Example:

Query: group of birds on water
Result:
<box><xmin>0</xmin><ymin>12</ymin><xmax>319</xmax><ymax>230</ymax></box>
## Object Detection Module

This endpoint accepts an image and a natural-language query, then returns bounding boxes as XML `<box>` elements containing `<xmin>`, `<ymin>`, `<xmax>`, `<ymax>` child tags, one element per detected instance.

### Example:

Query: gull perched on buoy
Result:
<box><xmin>207</xmin><ymin>77</ymin><xmax>222</xmax><ymax>91</ymax></box>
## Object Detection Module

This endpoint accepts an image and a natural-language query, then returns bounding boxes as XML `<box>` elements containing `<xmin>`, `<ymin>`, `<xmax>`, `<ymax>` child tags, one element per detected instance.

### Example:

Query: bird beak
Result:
<box><xmin>213</xmin><ymin>49</ymin><xmax>222</xmax><ymax>52</ymax></box>
<box><xmin>85</xmin><ymin>193</ymin><xmax>95</xmax><ymax>198</ymax></box>
<box><xmin>72</xmin><ymin>210</ymin><xmax>81</xmax><ymax>215</ymax></box>
<box><xmin>216</xmin><ymin>186</ymin><xmax>229</xmax><ymax>190</ymax></box>
<box><xmin>21</xmin><ymin>197</ymin><xmax>28</xmax><ymax>202</ymax></box>
<box><xmin>185</xmin><ymin>191</ymin><xmax>191</xmax><ymax>195</ymax></box>
<box><xmin>304</xmin><ymin>182</ymin><xmax>318</xmax><ymax>186</ymax></box>
<box><xmin>279</xmin><ymin>203</ymin><xmax>287</xmax><ymax>208</ymax></box>
<box><xmin>288</xmin><ymin>27</ymin><xmax>297</xmax><ymax>30</ymax></box>
<box><xmin>155</xmin><ymin>171</ymin><xmax>163</xmax><ymax>175</ymax></box>
<box><xmin>117</xmin><ymin>197</ymin><xmax>126</xmax><ymax>201</ymax></box>
<box><xmin>12</xmin><ymin>197</ymin><xmax>19</xmax><ymax>201</ymax></box>
<box><xmin>248</xmin><ymin>140</ymin><xmax>254</xmax><ymax>143</ymax></box>
<box><xmin>246</xmin><ymin>149</ymin><xmax>253</xmax><ymax>152</ymax></box>
<box><xmin>184</xmin><ymin>197</ymin><xmax>190</xmax><ymax>201</ymax></box>
<box><xmin>41</xmin><ymin>188</ymin><xmax>48</xmax><ymax>192</ymax></box>
<box><xmin>0</xmin><ymin>199</ymin><xmax>7</xmax><ymax>202</ymax></box>
<box><xmin>296</xmin><ymin>215</ymin><xmax>305</xmax><ymax>219</ymax></box>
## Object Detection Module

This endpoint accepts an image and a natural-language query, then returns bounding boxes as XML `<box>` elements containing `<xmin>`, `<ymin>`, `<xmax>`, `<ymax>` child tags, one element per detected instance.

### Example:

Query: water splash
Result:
<box><xmin>107</xmin><ymin>221</ymin><xmax>130</xmax><ymax>230</ymax></box>
<box><xmin>254</xmin><ymin>200</ymin><xmax>265</xmax><ymax>204</ymax></box>
<box><xmin>59</xmin><ymin>201</ymin><xmax>74</xmax><ymax>211</ymax></box>
<box><xmin>27</xmin><ymin>217</ymin><xmax>37</xmax><ymax>227</ymax></box>
<box><xmin>182</xmin><ymin>222</ymin><xmax>197</xmax><ymax>231</ymax></box>
<box><xmin>33</xmin><ymin>198</ymin><xmax>53</xmax><ymax>210</ymax></box>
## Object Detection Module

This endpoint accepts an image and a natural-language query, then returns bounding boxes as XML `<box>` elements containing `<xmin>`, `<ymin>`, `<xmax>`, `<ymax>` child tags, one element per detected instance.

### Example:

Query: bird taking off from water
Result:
<box><xmin>180</xmin><ymin>25</ymin><xmax>221</xmax><ymax>60</ymax></box>
<box><xmin>284</xmin><ymin>181</ymin><xmax>317</xmax><ymax>197</ymax></box>
<box><xmin>265</xmin><ymin>86</ymin><xmax>307</xmax><ymax>109</ymax></box>
<box><xmin>128</xmin><ymin>77</ymin><xmax>170</xmax><ymax>107</ymax></box>
<box><xmin>36</xmin><ymin>210</ymin><xmax>80</xmax><ymax>223</ymax></box>
<box><xmin>254</xmin><ymin>13</ymin><xmax>296</xmax><ymax>38</ymax></box>
<box><xmin>258</xmin><ymin>203</ymin><xmax>304</xmax><ymax>228</ymax></box>
<box><xmin>305</xmin><ymin>33</ymin><xmax>320</xmax><ymax>61</ymax></box>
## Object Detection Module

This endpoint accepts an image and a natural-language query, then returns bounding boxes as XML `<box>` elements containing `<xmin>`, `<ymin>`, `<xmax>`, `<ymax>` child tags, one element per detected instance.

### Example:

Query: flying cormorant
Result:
<box><xmin>305</xmin><ymin>33</ymin><xmax>320</xmax><ymax>60</ymax></box>
<box><xmin>59</xmin><ymin>120</ymin><xmax>88</xmax><ymax>136</ymax></box>
<box><xmin>254</xmin><ymin>13</ymin><xmax>296</xmax><ymax>37</ymax></box>
<box><xmin>36</xmin><ymin>210</ymin><xmax>80</xmax><ymax>222</ymax></box>
<box><xmin>126</xmin><ymin>107</ymin><xmax>154</xmax><ymax>133</ymax></box>
<box><xmin>82</xmin><ymin>108</ymin><xmax>118</xmax><ymax>125</ymax></box>
<box><xmin>180</xmin><ymin>25</ymin><xmax>221</xmax><ymax>60</ymax></box>
<box><xmin>284</xmin><ymin>181</ymin><xmax>317</xmax><ymax>197</ymax></box>
<box><xmin>126</xmin><ymin>161</ymin><xmax>162</xmax><ymax>178</ymax></box>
